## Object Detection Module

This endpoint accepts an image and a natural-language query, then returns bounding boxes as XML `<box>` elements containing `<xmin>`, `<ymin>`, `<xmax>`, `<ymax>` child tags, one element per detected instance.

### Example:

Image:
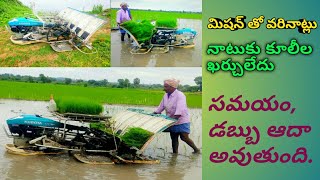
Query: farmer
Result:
<box><xmin>154</xmin><ymin>78</ymin><xmax>200</xmax><ymax>154</ymax></box>
<box><xmin>116</xmin><ymin>2</ymin><xmax>132</xmax><ymax>41</ymax></box>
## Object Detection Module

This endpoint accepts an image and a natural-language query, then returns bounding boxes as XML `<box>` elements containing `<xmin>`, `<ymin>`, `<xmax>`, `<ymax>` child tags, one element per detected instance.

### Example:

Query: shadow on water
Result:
<box><xmin>0</xmin><ymin>99</ymin><xmax>202</xmax><ymax>180</ymax></box>
<box><xmin>111</xmin><ymin>19</ymin><xmax>202</xmax><ymax>67</ymax></box>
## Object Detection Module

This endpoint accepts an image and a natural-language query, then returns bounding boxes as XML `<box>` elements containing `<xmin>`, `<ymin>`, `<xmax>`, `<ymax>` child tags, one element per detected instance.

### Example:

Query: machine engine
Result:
<box><xmin>150</xmin><ymin>29</ymin><xmax>176</xmax><ymax>45</ymax></box>
<box><xmin>8</xmin><ymin>17</ymin><xmax>44</xmax><ymax>34</ymax></box>
<box><xmin>7</xmin><ymin>114</ymin><xmax>62</xmax><ymax>138</ymax></box>
<box><xmin>150</xmin><ymin>28</ymin><xmax>197</xmax><ymax>45</ymax></box>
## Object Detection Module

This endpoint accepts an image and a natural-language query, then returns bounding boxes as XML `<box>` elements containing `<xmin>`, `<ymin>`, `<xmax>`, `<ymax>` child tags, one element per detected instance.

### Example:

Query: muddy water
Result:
<box><xmin>111</xmin><ymin>19</ymin><xmax>202</xmax><ymax>67</ymax></box>
<box><xmin>0</xmin><ymin>99</ymin><xmax>202</xmax><ymax>180</ymax></box>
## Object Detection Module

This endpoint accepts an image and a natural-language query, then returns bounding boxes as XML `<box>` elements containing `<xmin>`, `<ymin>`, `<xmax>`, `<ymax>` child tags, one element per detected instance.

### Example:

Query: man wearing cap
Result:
<box><xmin>154</xmin><ymin>78</ymin><xmax>200</xmax><ymax>154</ymax></box>
<box><xmin>116</xmin><ymin>2</ymin><xmax>132</xmax><ymax>41</ymax></box>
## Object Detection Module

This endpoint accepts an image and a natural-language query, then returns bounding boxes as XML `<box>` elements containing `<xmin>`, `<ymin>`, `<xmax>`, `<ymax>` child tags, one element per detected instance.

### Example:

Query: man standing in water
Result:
<box><xmin>154</xmin><ymin>78</ymin><xmax>200</xmax><ymax>154</ymax></box>
<box><xmin>116</xmin><ymin>2</ymin><xmax>132</xmax><ymax>41</ymax></box>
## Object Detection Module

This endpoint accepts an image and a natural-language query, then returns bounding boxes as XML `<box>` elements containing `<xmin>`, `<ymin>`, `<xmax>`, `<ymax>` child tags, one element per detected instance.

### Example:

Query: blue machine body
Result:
<box><xmin>8</xmin><ymin>17</ymin><xmax>44</xmax><ymax>27</ymax></box>
<box><xmin>6</xmin><ymin>114</ymin><xmax>87</xmax><ymax>137</ymax></box>
<box><xmin>7</xmin><ymin>114</ymin><xmax>62</xmax><ymax>129</ymax></box>
<box><xmin>175</xmin><ymin>28</ymin><xmax>197</xmax><ymax>36</ymax></box>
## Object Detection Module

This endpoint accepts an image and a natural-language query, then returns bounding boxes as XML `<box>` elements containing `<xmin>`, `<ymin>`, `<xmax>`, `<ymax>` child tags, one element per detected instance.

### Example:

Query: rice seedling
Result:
<box><xmin>91</xmin><ymin>5</ymin><xmax>104</xmax><ymax>14</ymax></box>
<box><xmin>156</xmin><ymin>19</ymin><xmax>178</xmax><ymax>28</ymax></box>
<box><xmin>121</xmin><ymin>20</ymin><xmax>155</xmax><ymax>43</ymax></box>
<box><xmin>111</xmin><ymin>9</ymin><xmax>202</xmax><ymax>27</ymax></box>
<box><xmin>120</xmin><ymin>127</ymin><xmax>154</xmax><ymax>148</ymax></box>
<box><xmin>55</xmin><ymin>97</ymin><xmax>103</xmax><ymax>115</ymax></box>
<box><xmin>90</xmin><ymin>122</ymin><xmax>114</xmax><ymax>134</ymax></box>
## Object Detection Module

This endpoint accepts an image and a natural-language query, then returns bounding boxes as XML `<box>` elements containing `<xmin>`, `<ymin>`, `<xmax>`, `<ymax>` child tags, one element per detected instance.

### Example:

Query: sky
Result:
<box><xmin>19</xmin><ymin>0</ymin><xmax>110</xmax><ymax>12</ymax></box>
<box><xmin>0</xmin><ymin>68</ymin><xmax>201</xmax><ymax>85</ymax></box>
<box><xmin>111</xmin><ymin>0</ymin><xmax>202</xmax><ymax>12</ymax></box>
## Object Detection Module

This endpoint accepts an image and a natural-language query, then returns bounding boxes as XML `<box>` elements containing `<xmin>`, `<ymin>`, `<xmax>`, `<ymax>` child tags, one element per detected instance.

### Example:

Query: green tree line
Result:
<box><xmin>0</xmin><ymin>74</ymin><xmax>202</xmax><ymax>92</ymax></box>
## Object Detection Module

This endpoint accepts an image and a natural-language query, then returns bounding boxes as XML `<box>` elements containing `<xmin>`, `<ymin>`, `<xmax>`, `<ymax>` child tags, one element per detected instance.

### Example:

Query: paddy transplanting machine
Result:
<box><xmin>119</xmin><ymin>20</ymin><xmax>197</xmax><ymax>54</ymax></box>
<box><xmin>7</xmin><ymin>7</ymin><xmax>106</xmax><ymax>53</ymax></box>
<box><xmin>3</xmin><ymin>109</ymin><xmax>177</xmax><ymax>165</ymax></box>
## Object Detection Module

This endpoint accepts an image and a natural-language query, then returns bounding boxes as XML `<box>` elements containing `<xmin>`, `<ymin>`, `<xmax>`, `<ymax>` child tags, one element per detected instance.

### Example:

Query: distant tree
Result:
<box><xmin>28</xmin><ymin>76</ymin><xmax>34</xmax><ymax>83</ymax></box>
<box><xmin>0</xmin><ymin>74</ymin><xmax>6</xmax><ymax>80</ymax></box>
<box><xmin>133</xmin><ymin>78</ymin><xmax>140</xmax><ymax>87</ymax></box>
<box><xmin>46</xmin><ymin>78</ymin><xmax>52</xmax><ymax>83</ymax></box>
<box><xmin>48</xmin><ymin>77</ymin><xmax>55</xmax><ymax>83</ymax></box>
<box><xmin>124</xmin><ymin>78</ymin><xmax>130</xmax><ymax>88</ymax></box>
<box><xmin>93</xmin><ymin>81</ymin><xmax>102</xmax><ymax>86</ymax></box>
<box><xmin>117</xmin><ymin>79</ymin><xmax>125</xmax><ymax>88</ymax></box>
<box><xmin>100</xmin><ymin>79</ymin><xmax>108</xmax><ymax>86</ymax></box>
<box><xmin>189</xmin><ymin>86</ymin><xmax>199</xmax><ymax>92</ymax></box>
<box><xmin>65</xmin><ymin>78</ymin><xmax>72</xmax><ymax>85</ymax></box>
<box><xmin>194</xmin><ymin>76</ymin><xmax>202</xmax><ymax>91</ymax></box>
<box><xmin>88</xmin><ymin>80</ymin><xmax>96</xmax><ymax>85</ymax></box>
<box><xmin>181</xmin><ymin>84</ymin><xmax>191</xmax><ymax>92</ymax></box>
<box><xmin>15</xmin><ymin>75</ymin><xmax>21</xmax><ymax>81</ymax></box>
<box><xmin>39</xmin><ymin>74</ymin><xmax>46</xmax><ymax>83</ymax></box>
